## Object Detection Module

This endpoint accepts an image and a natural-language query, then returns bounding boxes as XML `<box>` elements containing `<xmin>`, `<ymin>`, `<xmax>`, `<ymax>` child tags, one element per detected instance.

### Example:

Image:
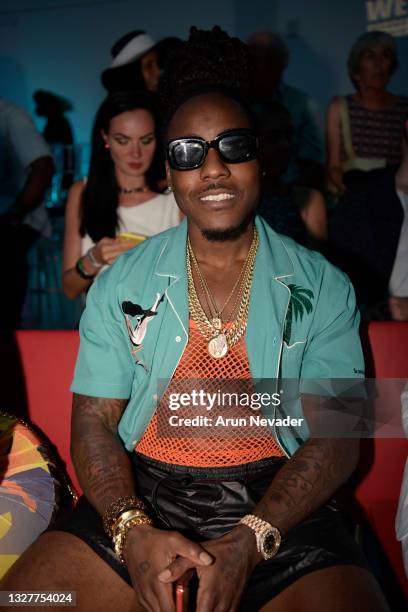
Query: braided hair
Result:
<box><xmin>159</xmin><ymin>26</ymin><xmax>253</xmax><ymax>130</ymax></box>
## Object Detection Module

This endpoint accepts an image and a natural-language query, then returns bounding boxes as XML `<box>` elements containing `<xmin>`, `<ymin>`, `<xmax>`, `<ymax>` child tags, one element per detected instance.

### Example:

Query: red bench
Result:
<box><xmin>5</xmin><ymin>323</ymin><xmax>408</xmax><ymax>598</ymax></box>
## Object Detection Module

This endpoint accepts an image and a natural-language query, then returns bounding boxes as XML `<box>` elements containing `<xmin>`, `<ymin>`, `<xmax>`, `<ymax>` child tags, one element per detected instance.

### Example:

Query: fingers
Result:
<box><xmin>176</xmin><ymin>569</ymin><xmax>195</xmax><ymax>587</ymax></box>
<box><xmin>153</xmin><ymin>582</ymin><xmax>175</xmax><ymax>612</ymax></box>
<box><xmin>127</xmin><ymin>530</ymin><xmax>211</xmax><ymax>611</ymax></box>
<box><xmin>118</xmin><ymin>239</ymin><xmax>138</xmax><ymax>250</ymax></box>
<box><xmin>158</xmin><ymin>536</ymin><xmax>213</xmax><ymax>584</ymax></box>
<box><xmin>91</xmin><ymin>236</ymin><xmax>138</xmax><ymax>268</ymax></box>
<box><xmin>98</xmin><ymin>237</ymin><xmax>118</xmax><ymax>245</ymax></box>
<box><xmin>137</xmin><ymin>583</ymin><xmax>175</xmax><ymax>612</ymax></box>
<box><xmin>173</xmin><ymin>536</ymin><xmax>213</xmax><ymax>567</ymax></box>
<box><xmin>100</xmin><ymin>241</ymin><xmax>136</xmax><ymax>265</ymax></box>
<box><xmin>158</xmin><ymin>557</ymin><xmax>195</xmax><ymax>583</ymax></box>
<box><xmin>129</xmin><ymin>558</ymin><xmax>175</xmax><ymax>612</ymax></box>
<box><xmin>196</xmin><ymin>576</ymin><xmax>241</xmax><ymax>612</ymax></box>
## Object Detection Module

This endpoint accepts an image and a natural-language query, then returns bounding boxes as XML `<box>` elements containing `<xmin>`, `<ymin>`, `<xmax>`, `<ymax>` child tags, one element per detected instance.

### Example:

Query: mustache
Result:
<box><xmin>200</xmin><ymin>182</ymin><xmax>233</xmax><ymax>193</ymax></box>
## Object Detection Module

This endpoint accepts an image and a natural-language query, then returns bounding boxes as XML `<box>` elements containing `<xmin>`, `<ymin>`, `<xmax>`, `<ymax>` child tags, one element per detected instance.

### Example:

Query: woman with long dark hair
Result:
<box><xmin>62</xmin><ymin>90</ymin><xmax>180</xmax><ymax>299</ymax></box>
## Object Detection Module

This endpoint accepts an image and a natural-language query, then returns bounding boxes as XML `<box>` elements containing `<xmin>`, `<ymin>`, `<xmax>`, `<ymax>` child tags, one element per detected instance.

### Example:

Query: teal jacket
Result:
<box><xmin>71</xmin><ymin>216</ymin><xmax>364</xmax><ymax>457</ymax></box>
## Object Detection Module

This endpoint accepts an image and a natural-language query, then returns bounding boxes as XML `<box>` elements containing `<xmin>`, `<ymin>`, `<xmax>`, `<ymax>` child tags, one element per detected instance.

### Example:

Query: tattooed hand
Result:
<box><xmin>158</xmin><ymin>525</ymin><xmax>261</xmax><ymax>612</ymax></box>
<box><xmin>124</xmin><ymin>525</ymin><xmax>213</xmax><ymax>612</ymax></box>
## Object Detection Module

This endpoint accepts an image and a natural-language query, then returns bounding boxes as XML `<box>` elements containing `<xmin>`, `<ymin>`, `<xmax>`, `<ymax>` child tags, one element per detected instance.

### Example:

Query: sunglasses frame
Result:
<box><xmin>166</xmin><ymin>128</ymin><xmax>259</xmax><ymax>171</ymax></box>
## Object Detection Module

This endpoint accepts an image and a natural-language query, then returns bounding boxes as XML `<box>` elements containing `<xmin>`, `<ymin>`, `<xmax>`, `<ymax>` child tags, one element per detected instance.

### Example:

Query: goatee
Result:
<box><xmin>201</xmin><ymin>213</ymin><xmax>253</xmax><ymax>242</ymax></box>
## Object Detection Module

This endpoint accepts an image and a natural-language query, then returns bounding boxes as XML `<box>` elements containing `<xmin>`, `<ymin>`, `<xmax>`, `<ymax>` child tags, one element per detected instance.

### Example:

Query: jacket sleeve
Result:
<box><xmin>71</xmin><ymin>267</ymin><xmax>135</xmax><ymax>399</ymax></box>
<box><xmin>300</xmin><ymin>265</ymin><xmax>364</xmax><ymax>380</ymax></box>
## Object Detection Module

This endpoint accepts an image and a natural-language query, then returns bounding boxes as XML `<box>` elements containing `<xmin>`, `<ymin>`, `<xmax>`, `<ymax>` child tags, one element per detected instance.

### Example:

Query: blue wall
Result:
<box><xmin>0</xmin><ymin>0</ymin><xmax>235</xmax><ymax>142</ymax></box>
<box><xmin>1</xmin><ymin>0</ymin><xmax>407</xmax><ymax>144</ymax></box>
<box><xmin>279</xmin><ymin>0</ymin><xmax>408</xmax><ymax>125</ymax></box>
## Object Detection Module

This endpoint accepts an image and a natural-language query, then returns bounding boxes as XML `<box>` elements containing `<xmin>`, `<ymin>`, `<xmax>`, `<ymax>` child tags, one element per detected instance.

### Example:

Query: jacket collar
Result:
<box><xmin>254</xmin><ymin>215</ymin><xmax>294</xmax><ymax>280</ymax></box>
<box><xmin>154</xmin><ymin>218</ymin><xmax>188</xmax><ymax>280</ymax></box>
<box><xmin>152</xmin><ymin>215</ymin><xmax>295</xmax><ymax>380</ymax></box>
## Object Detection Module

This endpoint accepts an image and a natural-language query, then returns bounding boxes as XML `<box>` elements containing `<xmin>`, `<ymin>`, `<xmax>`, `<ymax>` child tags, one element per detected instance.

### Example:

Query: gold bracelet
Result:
<box><xmin>113</xmin><ymin>514</ymin><xmax>153</xmax><ymax>564</ymax></box>
<box><xmin>111</xmin><ymin>509</ymin><xmax>152</xmax><ymax>539</ymax></box>
<box><xmin>102</xmin><ymin>495</ymin><xmax>148</xmax><ymax>539</ymax></box>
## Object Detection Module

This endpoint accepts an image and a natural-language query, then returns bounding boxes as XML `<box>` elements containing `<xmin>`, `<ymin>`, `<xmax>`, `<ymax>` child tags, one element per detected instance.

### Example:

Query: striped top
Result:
<box><xmin>341</xmin><ymin>95</ymin><xmax>408</xmax><ymax>165</ymax></box>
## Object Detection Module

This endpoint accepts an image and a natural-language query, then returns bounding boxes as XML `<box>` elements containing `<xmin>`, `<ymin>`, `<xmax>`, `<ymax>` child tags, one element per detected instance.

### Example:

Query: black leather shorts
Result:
<box><xmin>55</xmin><ymin>454</ymin><xmax>368</xmax><ymax>610</ymax></box>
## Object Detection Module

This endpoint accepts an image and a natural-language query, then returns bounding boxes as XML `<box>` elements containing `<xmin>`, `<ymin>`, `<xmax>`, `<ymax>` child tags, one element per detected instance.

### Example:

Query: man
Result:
<box><xmin>2</xmin><ymin>85</ymin><xmax>388</xmax><ymax>611</ymax></box>
<box><xmin>248</xmin><ymin>31</ymin><xmax>324</xmax><ymax>189</ymax></box>
<box><xmin>0</xmin><ymin>98</ymin><xmax>54</xmax><ymax>329</ymax></box>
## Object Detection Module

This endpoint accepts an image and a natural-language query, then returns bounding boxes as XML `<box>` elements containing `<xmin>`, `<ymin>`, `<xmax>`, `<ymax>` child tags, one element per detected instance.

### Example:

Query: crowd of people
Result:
<box><xmin>0</xmin><ymin>22</ymin><xmax>407</xmax><ymax>612</ymax></box>
<box><xmin>0</xmin><ymin>27</ymin><xmax>407</xmax><ymax>328</ymax></box>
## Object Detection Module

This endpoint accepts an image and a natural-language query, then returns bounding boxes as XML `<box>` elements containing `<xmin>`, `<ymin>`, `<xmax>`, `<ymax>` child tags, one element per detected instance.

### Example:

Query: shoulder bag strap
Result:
<box><xmin>338</xmin><ymin>96</ymin><xmax>355</xmax><ymax>160</ymax></box>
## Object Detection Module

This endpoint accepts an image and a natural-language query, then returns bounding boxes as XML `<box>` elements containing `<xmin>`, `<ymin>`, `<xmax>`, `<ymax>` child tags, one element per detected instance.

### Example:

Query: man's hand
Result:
<box><xmin>124</xmin><ymin>525</ymin><xmax>213</xmax><ymax>612</ymax></box>
<box><xmin>158</xmin><ymin>525</ymin><xmax>261</xmax><ymax>612</ymax></box>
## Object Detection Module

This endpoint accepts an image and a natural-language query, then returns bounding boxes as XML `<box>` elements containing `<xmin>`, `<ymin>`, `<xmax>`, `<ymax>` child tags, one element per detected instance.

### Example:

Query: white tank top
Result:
<box><xmin>81</xmin><ymin>192</ymin><xmax>180</xmax><ymax>254</ymax></box>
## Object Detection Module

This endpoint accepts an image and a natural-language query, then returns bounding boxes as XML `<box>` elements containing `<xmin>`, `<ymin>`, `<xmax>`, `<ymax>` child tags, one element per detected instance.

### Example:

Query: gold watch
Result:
<box><xmin>239</xmin><ymin>514</ymin><xmax>282</xmax><ymax>560</ymax></box>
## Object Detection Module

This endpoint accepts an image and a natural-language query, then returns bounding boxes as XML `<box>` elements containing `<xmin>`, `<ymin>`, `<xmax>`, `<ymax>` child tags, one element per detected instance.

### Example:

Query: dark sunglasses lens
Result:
<box><xmin>219</xmin><ymin>133</ymin><xmax>256</xmax><ymax>162</ymax></box>
<box><xmin>170</xmin><ymin>141</ymin><xmax>204</xmax><ymax>168</ymax></box>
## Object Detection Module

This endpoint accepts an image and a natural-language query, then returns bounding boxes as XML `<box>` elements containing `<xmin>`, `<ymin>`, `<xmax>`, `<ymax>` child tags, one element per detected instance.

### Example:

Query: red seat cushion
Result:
<box><xmin>3</xmin><ymin>323</ymin><xmax>407</xmax><ymax>597</ymax></box>
<box><xmin>13</xmin><ymin>331</ymin><xmax>80</xmax><ymax>494</ymax></box>
<box><xmin>357</xmin><ymin>322</ymin><xmax>408</xmax><ymax>599</ymax></box>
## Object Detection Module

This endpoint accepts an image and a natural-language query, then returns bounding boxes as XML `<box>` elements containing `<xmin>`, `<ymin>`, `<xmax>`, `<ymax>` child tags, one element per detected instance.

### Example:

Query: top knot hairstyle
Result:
<box><xmin>159</xmin><ymin>26</ymin><xmax>253</xmax><ymax>129</ymax></box>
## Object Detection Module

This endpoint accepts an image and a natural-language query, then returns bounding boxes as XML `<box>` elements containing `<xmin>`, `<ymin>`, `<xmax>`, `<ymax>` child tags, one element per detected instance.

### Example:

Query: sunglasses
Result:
<box><xmin>166</xmin><ymin>128</ymin><xmax>259</xmax><ymax>171</ymax></box>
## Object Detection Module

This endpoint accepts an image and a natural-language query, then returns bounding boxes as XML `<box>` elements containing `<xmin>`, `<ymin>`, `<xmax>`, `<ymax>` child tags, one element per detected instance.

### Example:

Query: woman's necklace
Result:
<box><xmin>118</xmin><ymin>185</ymin><xmax>149</xmax><ymax>194</ymax></box>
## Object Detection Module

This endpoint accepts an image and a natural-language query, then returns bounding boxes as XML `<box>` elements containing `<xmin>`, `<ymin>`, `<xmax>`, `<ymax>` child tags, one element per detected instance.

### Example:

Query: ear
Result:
<box><xmin>101</xmin><ymin>129</ymin><xmax>108</xmax><ymax>145</ymax></box>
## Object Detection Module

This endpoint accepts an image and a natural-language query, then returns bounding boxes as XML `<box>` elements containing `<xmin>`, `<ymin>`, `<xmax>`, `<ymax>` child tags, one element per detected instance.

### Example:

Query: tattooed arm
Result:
<box><xmin>158</xmin><ymin>394</ymin><xmax>360</xmax><ymax>612</ymax></box>
<box><xmin>252</xmin><ymin>402</ymin><xmax>359</xmax><ymax>534</ymax></box>
<box><xmin>70</xmin><ymin>393</ymin><xmax>135</xmax><ymax>512</ymax></box>
<box><xmin>71</xmin><ymin>393</ymin><xmax>212</xmax><ymax>610</ymax></box>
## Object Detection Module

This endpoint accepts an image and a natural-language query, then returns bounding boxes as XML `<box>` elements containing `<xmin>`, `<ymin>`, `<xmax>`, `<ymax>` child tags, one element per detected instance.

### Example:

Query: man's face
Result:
<box><xmin>166</xmin><ymin>93</ymin><xmax>260</xmax><ymax>239</ymax></box>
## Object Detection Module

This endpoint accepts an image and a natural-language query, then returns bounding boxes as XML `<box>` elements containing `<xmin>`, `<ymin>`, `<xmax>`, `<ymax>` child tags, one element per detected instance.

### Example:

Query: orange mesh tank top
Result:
<box><xmin>136</xmin><ymin>320</ymin><xmax>284</xmax><ymax>466</ymax></box>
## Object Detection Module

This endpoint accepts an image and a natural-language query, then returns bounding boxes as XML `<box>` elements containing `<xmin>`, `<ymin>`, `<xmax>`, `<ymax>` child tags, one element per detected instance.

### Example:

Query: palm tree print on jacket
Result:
<box><xmin>283</xmin><ymin>284</ymin><xmax>314</xmax><ymax>345</ymax></box>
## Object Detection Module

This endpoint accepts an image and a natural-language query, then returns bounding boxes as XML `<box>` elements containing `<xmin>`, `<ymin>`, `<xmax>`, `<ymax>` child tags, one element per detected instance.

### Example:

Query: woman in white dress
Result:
<box><xmin>62</xmin><ymin>91</ymin><xmax>181</xmax><ymax>298</ymax></box>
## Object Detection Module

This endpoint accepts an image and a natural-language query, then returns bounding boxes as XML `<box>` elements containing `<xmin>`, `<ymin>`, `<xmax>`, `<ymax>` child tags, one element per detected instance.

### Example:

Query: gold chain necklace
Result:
<box><xmin>187</xmin><ymin>228</ymin><xmax>259</xmax><ymax>358</ymax></box>
<box><xmin>188</xmin><ymin>241</ymin><xmax>250</xmax><ymax>328</ymax></box>
<box><xmin>188</xmin><ymin>227</ymin><xmax>258</xmax><ymax>328</ymax></box>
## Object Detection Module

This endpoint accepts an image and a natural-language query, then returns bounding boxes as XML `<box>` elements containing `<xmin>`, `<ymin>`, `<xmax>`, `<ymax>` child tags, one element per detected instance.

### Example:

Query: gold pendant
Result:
<box><xmin>212</xmin><ymin>317</ymin><xmax>222</xmax><ymax>330</ymax></box>
<box><xmin>208</xmin><ymin>333</ymin><xmax>228</xmax><ymax>359</ymax></box>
